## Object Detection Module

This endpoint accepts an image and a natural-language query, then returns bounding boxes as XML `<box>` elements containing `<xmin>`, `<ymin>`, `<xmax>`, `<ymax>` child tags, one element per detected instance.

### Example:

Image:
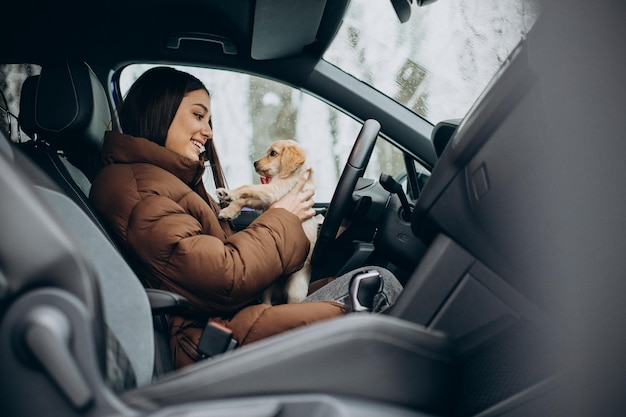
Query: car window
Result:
<box><xmin>119</xmin><ymin>65</ymin><xmax>421</xmax><ymax>202</ymax></box>
<box><xmin>323</xmin><ymin>0</ymin><xmax>539</xmax><ymax>124</ymax></box>
<box><xmin>0</xmin><ymin>64</ymin><xmax>42</xmax><ymax>142</ymax></box>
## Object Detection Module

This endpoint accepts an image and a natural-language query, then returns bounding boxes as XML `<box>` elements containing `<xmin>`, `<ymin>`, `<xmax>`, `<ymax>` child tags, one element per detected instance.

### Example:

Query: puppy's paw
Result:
<box><xmin>286</xmin><ymin>291</ymin><xmax>307</xmax><ymax>304</ymax></box>
<box><xmin>218</xmin><ymin>206</ymin><xmax>240</xmax><ymax>220</ymax></box>
<box><xmin>284</xmin><ymin>273</ymin><xmax>310</xmax><ymax>304</ymax></box>
<box><xmin>216</xmin><ymin>187</ymin><xmax>233</xmax><ymax>203</ymax></box>
<box><xmin>261</xmin><ymin>289</ymin><xmax>274</xmax><ymax>305</ymax></box>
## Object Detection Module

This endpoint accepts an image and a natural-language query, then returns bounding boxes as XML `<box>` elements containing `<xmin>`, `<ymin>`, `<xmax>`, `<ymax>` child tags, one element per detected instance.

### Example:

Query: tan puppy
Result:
<box><xmin>216</xmin><ymin>139</ymin><xmax>318</xmax><ymax>304</ymax></box>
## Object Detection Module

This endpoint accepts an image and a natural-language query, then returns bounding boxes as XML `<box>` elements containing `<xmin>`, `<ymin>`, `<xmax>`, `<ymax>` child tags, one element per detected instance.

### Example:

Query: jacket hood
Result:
<box><xmin>99</xmin><ymin>131</ymin><xmax>205</xmax><ymax>186</ymax></box>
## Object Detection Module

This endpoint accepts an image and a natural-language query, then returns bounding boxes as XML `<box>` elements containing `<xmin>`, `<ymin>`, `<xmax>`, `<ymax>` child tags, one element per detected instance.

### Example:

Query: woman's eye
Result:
<box><xmin>194</xmin><ymin>113</ymin><xmax>204</xmax><ymax>120</ymax></box>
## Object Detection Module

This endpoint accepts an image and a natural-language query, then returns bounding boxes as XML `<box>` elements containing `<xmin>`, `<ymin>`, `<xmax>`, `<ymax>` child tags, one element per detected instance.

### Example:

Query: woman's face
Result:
<box><xmin>165</xmin><ymin>89</ymin><xmax>212</xmax><ymax>161</ymax></box>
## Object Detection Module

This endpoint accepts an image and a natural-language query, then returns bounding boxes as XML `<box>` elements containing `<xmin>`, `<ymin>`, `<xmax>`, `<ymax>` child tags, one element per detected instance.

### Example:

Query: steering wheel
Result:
<box><xmin>311</xmin><ymin>119</ymin><xmax>381</xmax><ymax>270</ymax></box>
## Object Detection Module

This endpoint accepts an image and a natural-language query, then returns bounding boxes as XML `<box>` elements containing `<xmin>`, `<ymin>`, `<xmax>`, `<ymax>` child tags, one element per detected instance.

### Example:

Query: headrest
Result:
<box><xmin>19</xmin><ymin>60</ymin><xmax>111</xmax><ymax>180</ymax></box>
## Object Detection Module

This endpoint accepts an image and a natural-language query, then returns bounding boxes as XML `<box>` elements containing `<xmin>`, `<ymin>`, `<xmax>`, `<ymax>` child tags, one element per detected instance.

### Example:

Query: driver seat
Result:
<box><xmin>17</xmin><ymin>60</ymin><xmax>116</xmax><ymax>247</ymax></box>
<box><xmin>17</xmin><ymin>59</ymin><xmax>189</xmax><ymax>379</ymax></box>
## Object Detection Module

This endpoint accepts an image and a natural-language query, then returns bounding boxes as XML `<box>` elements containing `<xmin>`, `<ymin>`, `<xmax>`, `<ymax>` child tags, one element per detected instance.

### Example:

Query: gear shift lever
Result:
<box><xmin>349</xmin><ymin>270</ymin><xmax>382</xmax><ymax>312</ymax></box>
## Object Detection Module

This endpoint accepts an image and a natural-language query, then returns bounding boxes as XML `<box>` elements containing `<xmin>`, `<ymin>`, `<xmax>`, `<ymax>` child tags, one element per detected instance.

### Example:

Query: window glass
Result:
<box><xmin>324</xmin><ymin>0</ymin><xmax>539</xmax><ymax>124</ymax></box>
<box><xmin>0</xmin><ymin>64</ymin><xmax>42</xmax><ymax>142</ymax></box>
<box><xmin>120</xmin><ymin>65</ymin><xmax>416</xmax><ymax>202</ymax></box>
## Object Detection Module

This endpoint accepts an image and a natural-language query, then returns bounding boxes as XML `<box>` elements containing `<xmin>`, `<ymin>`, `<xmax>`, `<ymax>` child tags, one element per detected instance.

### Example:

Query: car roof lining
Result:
<box><xmin>0</xmin><ymin>0</ymin><xmax>349</xmax><ymax>71</ymax></box>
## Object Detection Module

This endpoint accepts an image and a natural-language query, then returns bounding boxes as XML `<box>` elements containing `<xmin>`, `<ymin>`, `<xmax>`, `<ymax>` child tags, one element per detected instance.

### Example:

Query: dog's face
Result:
<box><xmin>254</xmin><ymin>140</ymin><xmax>306</xmax><ymax>179</ymax></box>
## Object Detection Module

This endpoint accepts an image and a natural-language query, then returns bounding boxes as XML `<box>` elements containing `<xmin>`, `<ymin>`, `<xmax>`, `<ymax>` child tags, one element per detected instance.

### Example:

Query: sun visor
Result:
<box><xmin>251</xmin><ymin>0</ymin><xmax>327</xmax><ymax>60</ymax></box>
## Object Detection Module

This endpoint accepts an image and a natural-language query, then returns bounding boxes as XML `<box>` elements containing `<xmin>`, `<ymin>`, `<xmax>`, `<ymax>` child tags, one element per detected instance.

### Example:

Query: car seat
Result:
<box><xmin>16</xmin><ymin>59</ymin><xmax>191</xmax><ymax>377</ymax></box>
<box><xmin>17</xmin><ymin>60</ymin><xmax>113</xmax><ymax>241</ymax></box>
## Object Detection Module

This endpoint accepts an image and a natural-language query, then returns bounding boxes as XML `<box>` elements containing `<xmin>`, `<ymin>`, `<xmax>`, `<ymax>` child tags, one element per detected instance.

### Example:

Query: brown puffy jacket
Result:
<box><xmin>90</xmin><ymin>132</ymin><xmax>344</xmax><ymax>368</ymax></box>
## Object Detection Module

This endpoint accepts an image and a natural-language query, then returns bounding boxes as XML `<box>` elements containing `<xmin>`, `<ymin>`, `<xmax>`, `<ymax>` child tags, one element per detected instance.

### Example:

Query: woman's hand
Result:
<box><xmin>270</xmin><ymin>171</ymin><xmax>315</xmax><ymax>222</ymax></box>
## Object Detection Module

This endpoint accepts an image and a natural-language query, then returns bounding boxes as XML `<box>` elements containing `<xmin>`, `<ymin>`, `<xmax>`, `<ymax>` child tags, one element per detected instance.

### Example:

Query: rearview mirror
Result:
<box><xmin>390</xmin><ymin>0</ymin><xmax>438</xmax><ymax>24</ymax></box>
<box><xmin>390</xmin><ymin>0</ymin><xmax>412</xmax><ymax>23</ymax></box>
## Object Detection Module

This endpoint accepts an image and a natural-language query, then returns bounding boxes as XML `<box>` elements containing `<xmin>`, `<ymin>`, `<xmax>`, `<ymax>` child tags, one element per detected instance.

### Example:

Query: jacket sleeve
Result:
<box><xmin>127</xmin><ymin>193</ymin><xmax>310</xmax><ymax>314</ymax></box>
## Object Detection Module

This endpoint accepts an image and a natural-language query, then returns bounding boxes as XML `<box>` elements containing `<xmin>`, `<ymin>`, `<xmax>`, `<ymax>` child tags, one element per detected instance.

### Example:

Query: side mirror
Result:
<box><xmin>432</xmin><ymin>118</ymin><xmax>462</xmax><ymax>158</ymax></box>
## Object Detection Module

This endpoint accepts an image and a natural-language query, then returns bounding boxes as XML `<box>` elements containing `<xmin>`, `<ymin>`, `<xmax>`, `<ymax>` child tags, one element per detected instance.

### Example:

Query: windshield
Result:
<box><xmin>324</xmin><ymin>0</ymin><xmax>539</xmax><ymax>124</ymax></box>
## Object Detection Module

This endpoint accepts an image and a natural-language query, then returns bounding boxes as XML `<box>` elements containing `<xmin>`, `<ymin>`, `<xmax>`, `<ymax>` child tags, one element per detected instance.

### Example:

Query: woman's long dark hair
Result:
<box><xmin>118</xmin><ymin>66</ymin><xmax>227</xmax><ymax>189</ymax></box>
<box><xmin>118</xmin><ymin>66</ymin><xmax>206</xmax><ymax>147</ymax></box>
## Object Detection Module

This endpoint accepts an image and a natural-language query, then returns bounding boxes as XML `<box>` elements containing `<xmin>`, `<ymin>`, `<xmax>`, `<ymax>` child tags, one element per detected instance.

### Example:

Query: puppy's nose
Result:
<box><xmin>253</xmin><ymin>160</ymin><xmax>259</xmax><ymax>169</ymax></box>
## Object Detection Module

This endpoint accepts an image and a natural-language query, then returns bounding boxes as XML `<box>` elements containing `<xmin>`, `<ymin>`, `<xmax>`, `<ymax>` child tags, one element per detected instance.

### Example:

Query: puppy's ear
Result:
<box><xmin>279</xmin><ymin>144</ymin><xmax>306</xmax><ymax>178</ymax></box>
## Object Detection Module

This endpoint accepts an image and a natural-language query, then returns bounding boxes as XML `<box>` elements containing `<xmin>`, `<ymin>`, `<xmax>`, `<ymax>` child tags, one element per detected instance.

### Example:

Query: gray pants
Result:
<box><xmin>305</xmin><ymin>266</ymin><xmax>403</xmax><ymax>313</ymax></box>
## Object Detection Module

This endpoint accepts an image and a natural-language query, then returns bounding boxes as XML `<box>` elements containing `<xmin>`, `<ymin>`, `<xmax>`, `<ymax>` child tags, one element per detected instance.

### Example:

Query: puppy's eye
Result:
<box><xmin>269</xmin><ymin>150</ymin><xmax>278</xmax><ymax>157</ymax></box>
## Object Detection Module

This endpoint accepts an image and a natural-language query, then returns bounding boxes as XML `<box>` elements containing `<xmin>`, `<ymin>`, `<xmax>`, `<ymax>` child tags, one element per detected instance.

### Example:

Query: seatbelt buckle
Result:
<box><xmin>197</xmin><ymin>321</ymin><xmax>238</xmax><ymax>359</ymax></box>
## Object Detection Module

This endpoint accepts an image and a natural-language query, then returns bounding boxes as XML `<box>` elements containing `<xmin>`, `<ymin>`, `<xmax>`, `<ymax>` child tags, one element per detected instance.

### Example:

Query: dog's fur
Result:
<box><xmin>216</xmin><ymin>139</ymin><xmax>317</xmax><ymax>305</ymax></box>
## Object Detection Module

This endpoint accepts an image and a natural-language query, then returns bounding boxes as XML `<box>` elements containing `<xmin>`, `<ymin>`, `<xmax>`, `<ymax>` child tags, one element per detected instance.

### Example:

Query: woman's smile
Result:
<box><xmin>165</xmin><ymin>89</ymin><xmax>212</xmax><ymax>161</ymax></box>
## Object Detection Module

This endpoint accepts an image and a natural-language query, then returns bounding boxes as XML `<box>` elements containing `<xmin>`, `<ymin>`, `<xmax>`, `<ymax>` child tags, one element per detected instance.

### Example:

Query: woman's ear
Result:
<box><xmin>279</xmin><ymin>145</ymin><xmax>306</xmax><ymax>179</ymax></box>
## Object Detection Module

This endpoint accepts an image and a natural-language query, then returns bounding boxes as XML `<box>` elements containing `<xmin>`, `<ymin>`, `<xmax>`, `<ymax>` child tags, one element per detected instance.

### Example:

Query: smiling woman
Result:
<box><xmin>91</xmin><ymin>65</ymin><xmax>403</xmax><ymax>369</ymax></box>
<box><xmin>164</xmin><ymin>89</ymin><xmax>212</xmax><ymax>161</ymax></box>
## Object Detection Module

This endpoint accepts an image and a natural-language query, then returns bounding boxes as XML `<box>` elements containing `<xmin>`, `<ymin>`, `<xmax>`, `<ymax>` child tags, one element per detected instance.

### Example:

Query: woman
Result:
<box><xmin>90</xmin><ymin>67</ymin><xmax>401</xmax><ymax>368</ymax></box>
